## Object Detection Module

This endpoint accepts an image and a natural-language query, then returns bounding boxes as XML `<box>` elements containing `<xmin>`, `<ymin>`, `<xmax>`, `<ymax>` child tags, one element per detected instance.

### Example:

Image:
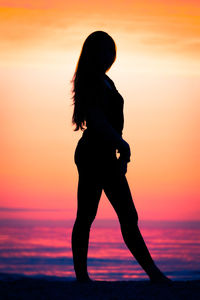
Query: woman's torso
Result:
<box><xmin>75</xmin><ymin>74</ymin><xmax>124</xmax><ymax>164</ymax></box>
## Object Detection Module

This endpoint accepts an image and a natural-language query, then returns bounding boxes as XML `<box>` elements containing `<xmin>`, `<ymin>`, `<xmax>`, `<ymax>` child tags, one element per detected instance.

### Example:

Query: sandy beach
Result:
<box><xmin>0</xmin><ymin>273</ymin><xmax>199</xmax><ymax>300</ymax></box>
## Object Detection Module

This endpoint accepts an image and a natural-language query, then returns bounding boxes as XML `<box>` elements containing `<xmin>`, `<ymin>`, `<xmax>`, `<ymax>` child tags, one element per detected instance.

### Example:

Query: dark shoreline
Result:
<box><xmin>0</xmin><ymin>273</ymin><xmax>200</xmax><ymax>300</ymax></box>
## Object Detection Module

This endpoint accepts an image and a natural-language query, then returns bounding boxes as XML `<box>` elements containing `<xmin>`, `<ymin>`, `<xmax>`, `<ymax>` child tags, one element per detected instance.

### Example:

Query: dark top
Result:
<box><xmin>81</xmin><ymin>74</ymin><xmax>124</xmax><ymax>157</ymax></box>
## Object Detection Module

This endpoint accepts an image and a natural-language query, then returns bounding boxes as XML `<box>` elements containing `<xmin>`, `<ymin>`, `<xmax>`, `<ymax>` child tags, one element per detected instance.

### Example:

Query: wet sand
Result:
<box><xmin>0</xmin><ymin>273</ymin><xmax>199</xmax><ymax>300</ymax></box>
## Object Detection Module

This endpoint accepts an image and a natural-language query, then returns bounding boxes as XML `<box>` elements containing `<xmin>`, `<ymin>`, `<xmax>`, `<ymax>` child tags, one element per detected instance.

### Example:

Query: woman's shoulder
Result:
<box><xmin>84</xmin><ymin>73</ymin><xmax>114</xmax><ymax>91</ymax></box>
<box><xmin>79</xmin><ymin>74</ymin><xmax>104</xmax><ymax>96</ymax></box>
<box><xmin>80</xmin><ymin>74</ymin><xmax>106</xmax><ymax>109</ymax></box>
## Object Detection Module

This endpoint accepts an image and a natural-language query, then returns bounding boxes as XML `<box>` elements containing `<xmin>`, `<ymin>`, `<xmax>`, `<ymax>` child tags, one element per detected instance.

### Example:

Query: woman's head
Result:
<box><xmin>76</xmin><ymin>31</ymin><xmax>116</xmax><ymax>75</ymax></box>
<box><xmin>72</xmin><ymin>31</ymin><xmax>116</xmax><ymax>131</ymax></box>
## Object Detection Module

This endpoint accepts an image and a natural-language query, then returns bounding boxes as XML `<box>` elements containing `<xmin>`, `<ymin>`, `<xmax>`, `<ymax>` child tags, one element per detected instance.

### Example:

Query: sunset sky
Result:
<box><xmin>0</xmin><ymin>0</ymin><xmax>200</xmax><ymax>221</ymax></box>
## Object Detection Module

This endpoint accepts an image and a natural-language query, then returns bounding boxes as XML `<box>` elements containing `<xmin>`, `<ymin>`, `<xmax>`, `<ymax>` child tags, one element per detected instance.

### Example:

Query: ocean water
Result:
<box><xmin>0</xmin><ymin>219</ymin><xmax>200</xmax><ymax>281</ymax></box>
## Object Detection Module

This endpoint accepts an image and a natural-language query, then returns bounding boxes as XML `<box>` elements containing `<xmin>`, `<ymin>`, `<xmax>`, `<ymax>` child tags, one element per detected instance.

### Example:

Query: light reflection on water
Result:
<box><xmin>0</xmin><ymin>219</ymin><xmax>200</xmax><ymax>281</ymax></box>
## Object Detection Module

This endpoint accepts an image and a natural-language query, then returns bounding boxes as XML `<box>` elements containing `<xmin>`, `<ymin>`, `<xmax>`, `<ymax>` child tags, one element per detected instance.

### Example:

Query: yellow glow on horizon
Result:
<box><xmin>0</xmin><ymin>0</ymin><xmax>200</xmax><ymax>220</ymax></box>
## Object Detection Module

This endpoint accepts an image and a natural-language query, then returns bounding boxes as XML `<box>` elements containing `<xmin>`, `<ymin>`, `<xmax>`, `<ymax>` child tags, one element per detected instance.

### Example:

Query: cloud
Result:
<box><xmin>0</xmin><ymin>1</ymin><xmax>200</xmax><ymax>60</ymax></box>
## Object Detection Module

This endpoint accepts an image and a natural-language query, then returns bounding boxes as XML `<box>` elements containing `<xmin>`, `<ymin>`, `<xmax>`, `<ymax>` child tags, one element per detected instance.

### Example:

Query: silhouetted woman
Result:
<box><xmin>71</xmin><ymin>31</ymin><xmax>171</xmax><ymax>283</ymax></box>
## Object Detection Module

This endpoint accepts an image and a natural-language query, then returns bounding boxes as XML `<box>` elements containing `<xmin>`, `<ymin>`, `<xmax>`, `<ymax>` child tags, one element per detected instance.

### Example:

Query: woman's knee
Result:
<box><xmin>75</xmin><ymin>211</ymin><xmax>96</xmax><ymax>230</ymax></box>
<box><xmin>119</xmin><ymin>209</ymin><xmax>138</xmax><ymax>229</ymax></box>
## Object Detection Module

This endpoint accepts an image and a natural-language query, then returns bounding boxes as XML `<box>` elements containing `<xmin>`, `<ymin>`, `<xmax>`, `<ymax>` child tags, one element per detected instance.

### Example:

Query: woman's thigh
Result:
<box><xmin>74</xmin><ymin>138</ymin><xmax>137</xmax><ymax>223</ymax></box>
<box><xmin>75</xmin><ymin>162</ymin><xmax>103</xmax><ymax>225</ymax></box>
<box><xmin>102</xmin><ymin>163</ymin><xmax>138</xmax><ymax>224</ymax></box>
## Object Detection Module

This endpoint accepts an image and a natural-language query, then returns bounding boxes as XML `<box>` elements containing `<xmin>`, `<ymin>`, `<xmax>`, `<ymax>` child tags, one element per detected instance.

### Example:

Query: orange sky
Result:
<box><xmin>0</xmin><ymin>0</ymin><xmax>200</xmax><ymax>221</ymax></box>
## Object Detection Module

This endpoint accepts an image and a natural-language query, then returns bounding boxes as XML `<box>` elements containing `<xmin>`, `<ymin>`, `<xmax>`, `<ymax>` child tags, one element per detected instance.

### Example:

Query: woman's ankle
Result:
<box><xmin>146</xmin><ymin>264</ymin><xmax>163</xmax><ymax>278</ymax></box>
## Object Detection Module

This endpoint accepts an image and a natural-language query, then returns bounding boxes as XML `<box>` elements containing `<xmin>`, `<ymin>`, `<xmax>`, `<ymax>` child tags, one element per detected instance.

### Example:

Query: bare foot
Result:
<box><xmin>147</xmin><ymin>265</ymin><xmax>172</xmax><ymax>284</ymax></box>
<box><xmin>150</xmin><ymin>271</ymin><xmax>172</xmax><ymax>285</ymax></box>
<box><xmin>76</xmin><ymin>276</ymin><xmax>93</xmax><ymax>283</ymax></box>
<box><xmin>150</xmin><ymin>274</ymin><xmax>172</xmax><ymax>284</ymax></box>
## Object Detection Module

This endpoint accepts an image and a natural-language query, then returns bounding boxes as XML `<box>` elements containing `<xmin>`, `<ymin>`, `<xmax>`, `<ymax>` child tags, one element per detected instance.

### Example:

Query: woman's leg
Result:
<box><xmin>71</xmin><ymin>172</ymin><xmax>102</xmax><ymax>282</ymax></box>
<box><xmin>103</xmin><ymin>169</ymin><xmax>170</xmax><ymax>282</ymax></box>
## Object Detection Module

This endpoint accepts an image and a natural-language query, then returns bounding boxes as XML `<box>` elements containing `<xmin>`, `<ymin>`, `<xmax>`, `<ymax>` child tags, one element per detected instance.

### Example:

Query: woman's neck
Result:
<box><xmin>104</xmin><ymin>78</ymin><xmax>112</xmax><ymax>90</ymax></box>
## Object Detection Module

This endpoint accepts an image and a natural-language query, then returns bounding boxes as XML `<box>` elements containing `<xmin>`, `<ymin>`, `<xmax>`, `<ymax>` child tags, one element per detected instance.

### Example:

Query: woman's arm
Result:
<box><xmin>86</xmin><ymin>105</ymin><xmax>131</xmax><ymax>162</ymax></box>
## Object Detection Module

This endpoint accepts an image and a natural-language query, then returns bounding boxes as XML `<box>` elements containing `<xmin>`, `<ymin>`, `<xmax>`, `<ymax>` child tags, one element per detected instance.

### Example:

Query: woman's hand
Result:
<box><xmin>118</xmin><ymin>139</ymin><xmax>131</xmax><ymax>163</ymax></box>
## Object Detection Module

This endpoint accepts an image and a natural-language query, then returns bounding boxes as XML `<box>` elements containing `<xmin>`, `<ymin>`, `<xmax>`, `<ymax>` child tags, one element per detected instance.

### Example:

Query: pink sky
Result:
<box><xmin>0</xmin><ymin>0</ymin><xmax>200</xmax><ymax>221</ymax></box>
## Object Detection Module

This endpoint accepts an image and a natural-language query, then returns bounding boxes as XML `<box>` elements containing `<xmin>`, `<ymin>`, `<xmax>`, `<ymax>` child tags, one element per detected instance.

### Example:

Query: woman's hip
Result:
<box><xmin>74</xmin><ymin>137</ymin><xmax>117</xmax><ymax>173</ymax></box>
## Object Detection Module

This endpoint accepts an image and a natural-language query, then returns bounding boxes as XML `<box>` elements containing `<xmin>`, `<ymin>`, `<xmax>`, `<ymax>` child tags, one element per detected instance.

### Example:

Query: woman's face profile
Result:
<box><xmin>100</xmin><ymin>39</ymin><xmax>116</xmax><ymax>73</ymax></box>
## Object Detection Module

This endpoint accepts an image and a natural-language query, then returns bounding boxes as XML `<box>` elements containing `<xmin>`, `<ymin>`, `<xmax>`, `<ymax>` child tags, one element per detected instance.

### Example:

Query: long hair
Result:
<box><xmin>71</xmin><ymin>31</ymin><xmax>116</xmax><ymax>131</ymax></box>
